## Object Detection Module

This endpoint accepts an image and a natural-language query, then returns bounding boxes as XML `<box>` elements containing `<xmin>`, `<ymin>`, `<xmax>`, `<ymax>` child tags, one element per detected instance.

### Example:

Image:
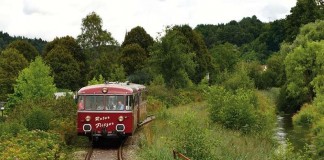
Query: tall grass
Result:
<box><xmin>138</xmin><ymin>102</ymin><xmax>280</xmax><ymax>159</ymax></box>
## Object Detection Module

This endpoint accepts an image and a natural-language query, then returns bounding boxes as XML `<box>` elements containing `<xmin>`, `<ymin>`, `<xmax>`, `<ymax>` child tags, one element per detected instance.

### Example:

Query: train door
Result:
<box><xmin>127</xmin><ymin>95</ymin><xmax>137</xmax><ymax>134</ymax></box>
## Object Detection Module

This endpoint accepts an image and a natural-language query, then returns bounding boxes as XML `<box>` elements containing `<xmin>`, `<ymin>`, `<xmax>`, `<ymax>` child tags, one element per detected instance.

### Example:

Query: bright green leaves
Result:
<box><xmin>77</xmin><ymin>11</ymin><xmax>117</xmax><ymax>50</ymax></box>
<box><xmin>8</xmin><ymin>57</ymin><xmax>56</xmax><ymax>107</ymax></box>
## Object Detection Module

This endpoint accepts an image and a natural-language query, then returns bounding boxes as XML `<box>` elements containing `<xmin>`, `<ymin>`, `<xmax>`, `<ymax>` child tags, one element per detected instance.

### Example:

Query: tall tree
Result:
<box><xmin>121</xmin><ymin>26</ymin><xmax>155</xmax><ymax>83</ymax></box>
<box><xmin>7</xmin><ymin>40</ymin><xmax>39</xmax><ymax>61</ymax></box>
<box><xmin>8</xmin><ymin>57</ymin><xmax>56</xmax><ymax>108</ymax></box>
<box><xmin>150</xmin><ymin>29</ymin><xmax>196</xmax><ymax>88</ymax></box>
<box><xmin>44</xmin><ymin>46</ymin><xmax>81</xmax><ymax>91</ymax></box>
<box><xmin>43</xmin><ymin>36</ymin><xmax>88</xmax><ymax>87</ymax></box>
<box><xmin>77</xmin><ymin>12</ymin><xmax>117</xmax><ymax>51</ymax></box>
<box><xmin>285</xmin><ymin>0</ymin><xmax>323</xmax><ymax>42</ymax></box>
<box><xmin>263</xmin><ymin>19</ymin><xmax>287</xmax><ymax>52</ymax></box>
<box><xmin>0</xmin><ymin>48</ymin><xmax>28</xmax><ymax>101</ymax></box>
<box><xmin>280</xmin><ymin>20</ymin><xmax>324</xmax><ymax>112</ymax></box>
<box><xmin>194</xmin><ymin>24</ymin><xmax>224</xmax><ymax>48</ymax></box>
<box><xmin>264</xmin><ymin>52</ymin><xmax>287</xmax><ymax>87</ymax></box>
<box><xmin>122</xmin><ymin>26</ymin><xmax>154</xmax><ymax>53</ymax></box>
<box><xmin>173</xmin><ymin>25</ymin><xmax>211</xmax><ymax>84</ymax></box>
<box><xmin>89</xmin><ymin>47</ymin><xmax>126</xmax><ymax>82</ymax></box>
<box><xmin>121</xmin><ymin>43</ymin><xmax>146</xmax><ymax>75</ymax></box>
<box><xmin>284</xmin><ymin>41</ymin><xmax>324</xmax><ymax>112</ymax></box>
<box><xmin>195</xmin><ymin>16</ymin><xmax>264</xmax><ymax>49</ymax></box>
<box><xmin>210</xmin><ymin>43</ymin><xmax>240</xmax><ymax>73</ymax></box>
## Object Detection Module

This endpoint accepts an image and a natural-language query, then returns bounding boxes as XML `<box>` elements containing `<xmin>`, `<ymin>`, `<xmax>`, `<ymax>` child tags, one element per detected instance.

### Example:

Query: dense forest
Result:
<box><xmin>0</xmin><ymin>0</ymin><xmax>324</xmax><ymax>159</ymax></box>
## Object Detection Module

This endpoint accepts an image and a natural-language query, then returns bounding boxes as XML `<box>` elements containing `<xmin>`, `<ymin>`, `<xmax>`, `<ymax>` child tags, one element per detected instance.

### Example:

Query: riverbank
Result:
<box><xmin>137</xmin><ymin>101</ymin><xmax>279</xmax><ymax>159</ymax></box>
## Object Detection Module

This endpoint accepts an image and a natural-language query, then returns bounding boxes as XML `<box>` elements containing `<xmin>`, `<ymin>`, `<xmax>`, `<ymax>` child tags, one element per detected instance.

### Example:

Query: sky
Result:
<box><xmin>0</xmin><ymin>0</ymin><xmax>297</xmax><ymax>44</ymax></box>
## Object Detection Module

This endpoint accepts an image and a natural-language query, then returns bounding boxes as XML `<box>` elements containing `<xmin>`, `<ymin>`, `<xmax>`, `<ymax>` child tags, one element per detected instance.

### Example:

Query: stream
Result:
<box><xmin>275</xmin><ymin>114</ymin><xmax>311</xmax><ymax>151</ymax></box>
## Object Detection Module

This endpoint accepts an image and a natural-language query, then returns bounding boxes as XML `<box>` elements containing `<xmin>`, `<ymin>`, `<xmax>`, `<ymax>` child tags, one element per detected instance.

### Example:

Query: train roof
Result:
<box><xmin>77</xmin><ymin>82</ymin><xmax>146</xmax><ymax>95</ymax></box>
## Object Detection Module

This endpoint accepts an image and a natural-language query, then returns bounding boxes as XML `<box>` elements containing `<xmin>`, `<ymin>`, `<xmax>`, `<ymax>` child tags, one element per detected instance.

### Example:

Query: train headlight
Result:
<box><xmin>118</xmin><ymin>116</ymin><xmax>124</xmax><ymax>122</ymax></box>
<box><xmin>116</xmin><ymin>124</ymin><xmax>125</xmax><ymax>132</ymax></box>
<box><xmin>83</xmin><ymin>124</ymin><xmax>92</xmax><ymax>132</ymax></box>
<box><xmin>85</xmin><ymin>115</ymin><xmax>91</xmax><ymax>122</ymax></box>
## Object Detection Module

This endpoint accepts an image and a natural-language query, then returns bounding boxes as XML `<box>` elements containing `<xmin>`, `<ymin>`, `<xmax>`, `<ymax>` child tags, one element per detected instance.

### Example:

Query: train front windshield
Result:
<box><xmin>78</xmin><ymin>95</ymin><xmax>132</xmax><ymax>111</ymax></box>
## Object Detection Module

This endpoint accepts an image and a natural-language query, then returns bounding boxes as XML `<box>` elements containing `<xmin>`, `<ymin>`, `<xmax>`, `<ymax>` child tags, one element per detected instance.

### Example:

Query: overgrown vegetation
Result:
<box><xmin>139</xmin><ymin>87</ymin><xmax>273</xmax><ymax>159</ymax></box>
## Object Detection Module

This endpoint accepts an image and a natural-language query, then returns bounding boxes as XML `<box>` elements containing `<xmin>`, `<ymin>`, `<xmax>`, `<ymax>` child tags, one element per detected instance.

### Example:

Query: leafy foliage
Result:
<box><xmin>0</xmin><ymin>130</ymin><xmax>65</xmax><ymax>159</ymax></box>
<box><xmin>264</xmin><ymin>52</ymin><xmax>287</xmax><ymax>87</ymax></box>
<box><xmin>150</xmin><ymin>29</ymin><xmax>196</xmax><ymax>88</ymax></box>
<box><xmin>77</xmin><ymin>12</ymin><xmax>117</xmax><ymax>50</ymax></box>
<box><xmin>7</xmin><ymin>39</ymin><xmax>39</xmax><ymax>61</ymax></box>
<box><xmin>43</xmin><ymin>36</ymin><xmax>88</xmax><ymax>87</ymax></box>
<box><xmin>293</xmin><ymin>103</ymin><xmax>320</xmax><ymax>127</ymax></box>
<box><xmin>121</xmin><ymin>43</ymin><xmax>147</xmax><ymax>75</ymax></box>
<box><xmin>173</xmin><ymin>25</ymin><xmax>211</xmax><ymax>84</ymax></box>
<box><xmin>284</xmin><ymin>41</ymin><xmax>324</xmax><ymax>111</ymax></box>
<box><xmin>170</xmin><ymin>111</ymin><xmax>212</xmax><ymax>160</ymax></box>
<box><xmin>44</xmin><ymin>45</ymin><xmax>81</xmax><ymax>90</ymax></box>
<box><xmin>312</xmin><ymin>117</ymin><xmax>324</xmax><ymax>157</ymax></box>
<box><xmin>221</xmin><ymin>62</ymin><xmax>255</xmax><ymax>91</ymax></box>
<box><xmin>0</xmin><ymin>122</ymin><xmax>26</xmax><ymax>137</ymax></box>
<box><xmin>285</xmin><ymin>0</ymin><xmax>323</xmax><ymax>42</ymax></box>
<box><xmin>263</xmin><ymin>19</ymin><xmax>287</xmax><ymax>52</ymax></box>
<box><xmin>279</xmin><ymin>20</ymin><xmax>324</xmax><ymax>112</ymax></box>
<box><xmin>7</xmin><ymin>57</ymin><xmax>56</xmax><ymax>108</ymax></box>
<box><xmin>210</xmin><ymin>42</ymin><xmax>240</xmax><ymax>72</ymax></box>
<box><xmin>90</xmin><ymin>48</ymin><xmax>126</xmax><ymax>82</ymax></box>
<box><xmin>0</xmin><ymin>48</ymin><xmax>28</xmax><ymax>101</ymax></box>
<box><xmin>121</xmin><ymin>26</ymin><xmax>154</xmax><ymax>52</ymax></box>
<box><xmin>208</xmin><ymin>86</ymin><xmax>274</xmax><ymax>134</ymax></box>
<box><xmin>0</xmin><ymin>31</ymin><xmax>47</xmax><ymax>53</ymax></box>
<box><xmin>88</xmin><ymin>74</ymin><xmax>105</xmax><ymax>85</ymax></box>
<box><xmin>195</xmin><ymin>15</ymin><xmax>264</xmax><ymax>48</ymax></box>
<box><xmin>25</xmin><ymin>107</ymin><xmax>53</xmax><ymax>131</ymax></box>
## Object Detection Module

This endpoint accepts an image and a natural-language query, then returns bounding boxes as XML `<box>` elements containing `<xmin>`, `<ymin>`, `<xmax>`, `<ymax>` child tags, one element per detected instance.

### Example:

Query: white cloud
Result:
<box><xmin>0</xmin><ymin>0</ymin><xmax>297</xmax><ymax>43</ymax></box>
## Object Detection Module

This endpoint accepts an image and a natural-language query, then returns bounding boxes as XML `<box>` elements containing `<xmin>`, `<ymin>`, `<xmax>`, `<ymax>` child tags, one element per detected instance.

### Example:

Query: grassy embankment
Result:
<box><xmin>136</xmin><ymin>88</ymin><xmax>284</xmax><ymax>160</ymax></box>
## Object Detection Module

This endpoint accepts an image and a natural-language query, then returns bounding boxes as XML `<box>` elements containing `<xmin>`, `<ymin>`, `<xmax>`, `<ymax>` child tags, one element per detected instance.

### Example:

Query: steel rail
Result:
<box><xmin>117</xmin><ymin>138</ymin><xmax>127</xmax><ymax>160</ymax></box>
<box><xmin>84</xmin><ymin>146</ymin><xmax>93</xmax><ymax>160</ymax></box>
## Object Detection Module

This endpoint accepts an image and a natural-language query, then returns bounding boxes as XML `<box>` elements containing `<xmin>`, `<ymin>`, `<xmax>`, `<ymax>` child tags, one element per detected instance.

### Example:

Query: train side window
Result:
<box><xmin>134</xmin><ymin>94</ymin><xmax>139</xmax><ymax>106</ymax></box>
<box><xmin>78</xmin><ymin>96</ymin><xmax>84</xmax><ymax>110</ymax></box>
<box><xmin>126</xmin><ymin>95</ymin><xmax>133</xmax><ymax>110</ymax></box>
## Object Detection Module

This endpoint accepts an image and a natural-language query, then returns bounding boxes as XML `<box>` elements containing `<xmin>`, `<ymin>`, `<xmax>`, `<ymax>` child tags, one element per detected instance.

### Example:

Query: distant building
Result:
<box><xmin>261</xmin><ymin>65</ymin><xmax>268</xmax><ymax>72</ymax></box>
<box><xmin>54</xmin><ymin>92</ymin><xmax>75</xmax><ymax>99</ymax></box>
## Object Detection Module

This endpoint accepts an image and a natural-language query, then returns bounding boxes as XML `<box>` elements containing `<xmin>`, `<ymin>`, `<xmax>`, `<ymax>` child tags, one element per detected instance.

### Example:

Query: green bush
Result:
<box><xmin>7</xmin><ymin>98</ymin><xmax>55</xmax><ymax>123</ymax></box>
<box><xmin>25</xmin><ymin>107</ymin><xmax>53</xmax><ymax>131</ymax></box>
<box><xmin>170</xmin><ymin>111</ymin><xmax>213</xmax><ymax>160</ymax></box>
<box><xmin>0</xmin><ymin>130</ymin><xmax>65</xmax><ymax>159</ymax></box>
<box><xmin>50</xmin><ymin>118</ymin><xmax>77</xmax><ymax>145</ymax></box>
<box><xmin>0</xmin><ymin>122</ymin><xmax>26</xmax><ymax>137</ymax></box>
<box><xmin>208</xmin><ymin>86</ymin><xmax>268</xmax><ymax>134</ymax></box>
<box><xmin>0</xmin><ymin>116</ymin><xmax>5</xmax><ymax>123</ymax></box>
<box><xmin>222</xmin><ymin>62</ymin><xmax>255</xmax><ymax>91</ymax></box>
<box><xmin>312</xmin><ymin>117</ymin><xmax>324</xmax><ymax>158</ymax></box>
<box><xmin>52</xmin><ymin>95</ymin><xmax>77</xmax><ymax>119</ymax></box>
<box><xmin>292</xmin><ymin>103</ymin><xmax>320</xmax><ymax>128</ymax></box>
<box><xmin>313</xmin><ymin>131</ymin><xmax>324</xmax><ymax>158</ymax></box>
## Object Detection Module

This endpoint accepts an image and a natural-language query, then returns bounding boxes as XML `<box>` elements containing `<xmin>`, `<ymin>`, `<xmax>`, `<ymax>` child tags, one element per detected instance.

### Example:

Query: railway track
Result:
<box><xmin>84</xmin><ymin>115</ymin><xmax>155</xmax><ymax>160</ymax></box>
<box><xmin>85</xmin><ymin>138</ymin><xmax>127</xmax><ymax>160</ymax></box>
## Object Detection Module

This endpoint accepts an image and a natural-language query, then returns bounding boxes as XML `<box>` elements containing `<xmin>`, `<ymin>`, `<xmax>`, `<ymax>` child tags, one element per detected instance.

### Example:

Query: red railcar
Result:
<box><xmin>76</xmin><ymin>82</ymin><xmax>146</xmax><ymax>138</ymax></box>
